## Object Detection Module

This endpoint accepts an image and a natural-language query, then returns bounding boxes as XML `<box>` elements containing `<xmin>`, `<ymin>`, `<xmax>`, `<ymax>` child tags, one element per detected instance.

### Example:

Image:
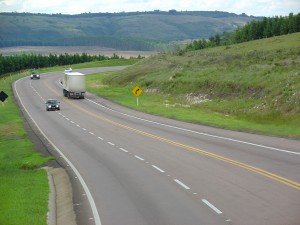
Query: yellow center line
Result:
<box><xmin>44</xmin><ymin>79</ymin><xmax>300</xmax><ymax>191</ymax></box>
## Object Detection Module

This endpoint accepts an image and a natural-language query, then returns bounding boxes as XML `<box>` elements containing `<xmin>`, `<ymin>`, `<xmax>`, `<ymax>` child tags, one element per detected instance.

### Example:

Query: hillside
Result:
<box><xmin>86</xmin><ymin>32</ymin><xmax>300</xmax><ymax>138</ymax></box>
<box><xmin>0</xmin><ymin>11</ymin><xmax>257</xmax><ymax>50</ymax></box>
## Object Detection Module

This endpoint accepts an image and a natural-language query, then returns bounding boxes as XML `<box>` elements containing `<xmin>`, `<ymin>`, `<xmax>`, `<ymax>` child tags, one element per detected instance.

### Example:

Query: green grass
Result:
<box><xmin>86</xmin><ymin>33</ymin><xmax>300</xmax><ymax>139</ymax></box>
<box><xmin>0</xmin><ymin>170</ymin><xmax>49</xmax><ymax>225</ymax></box>
<box><xmin>0</xmin><ymin>72</ymin><xmax>53</xmax><ymax>225</ymax></box>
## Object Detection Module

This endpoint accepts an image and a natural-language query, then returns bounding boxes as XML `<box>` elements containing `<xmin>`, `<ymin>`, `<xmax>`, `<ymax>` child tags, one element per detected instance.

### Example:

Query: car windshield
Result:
<box><xmin>47</xmin><ymin>100</ymin><xmax>58</xmax><ymax>104</ymax></box>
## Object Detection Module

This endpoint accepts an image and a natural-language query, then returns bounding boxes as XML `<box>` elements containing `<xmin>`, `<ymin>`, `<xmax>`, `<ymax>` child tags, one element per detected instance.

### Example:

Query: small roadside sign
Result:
<box><xmin>0</xmin><ymin>91</ymin><xmax>8</xmax><ymax>102</ymax></box>
<box><xmin>131</xmin><ymin>85</ymin><xmax>143</xmax><ymax>97</ymax></box>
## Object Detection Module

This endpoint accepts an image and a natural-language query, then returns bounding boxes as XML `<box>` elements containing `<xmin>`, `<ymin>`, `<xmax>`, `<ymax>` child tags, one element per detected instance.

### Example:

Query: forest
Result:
<box><xmin>184</xmin><ymin>13</ymin><xmax>300</xmax><ymax>51</ymax></box>
<box><xmin>0</xmin><ymin>53</ymin><xmax>132</xmax><ymax>75</ymax></box>
<box><xmin>0</xmin><ymin>11</ymin><xmax>255</xmax><ymax>48</ymax></box>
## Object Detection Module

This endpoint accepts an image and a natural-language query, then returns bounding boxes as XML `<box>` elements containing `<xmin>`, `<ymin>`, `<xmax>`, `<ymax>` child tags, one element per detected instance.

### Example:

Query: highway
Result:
<box><xmin>13</xmin><ymin>67</ymin><xmax>300</xmax><ymax>225</ymax></box>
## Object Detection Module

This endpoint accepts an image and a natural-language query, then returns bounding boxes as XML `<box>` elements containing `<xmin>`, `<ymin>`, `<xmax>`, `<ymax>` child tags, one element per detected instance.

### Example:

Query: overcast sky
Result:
<box><xmin>0</xmin><ymin>0</ymin><xmax>299</xmax><ymax>17</ymax></box>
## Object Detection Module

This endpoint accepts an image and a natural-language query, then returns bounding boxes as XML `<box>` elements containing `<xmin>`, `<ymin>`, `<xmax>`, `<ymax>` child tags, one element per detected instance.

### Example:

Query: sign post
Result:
<box><xmin>131</xmin><ymin>85</ymin><xmax>143</xmax><ymax>106</ymax></box>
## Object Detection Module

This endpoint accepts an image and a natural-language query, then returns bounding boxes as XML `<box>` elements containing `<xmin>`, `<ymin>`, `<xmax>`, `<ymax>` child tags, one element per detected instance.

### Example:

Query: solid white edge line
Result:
<box><xmin>152</xmin><ymin>165</ymin><xmax>165</xmax><ymax>173</ymax></box>
<box><xmin>202</xmin><ymin>199</ymin><xmax>222</xmax><ymax>214</ymax></box>
<box><xmin>174</xmin><ymin>179</ymin><xmax>190</xmax><ymax>190</ymax></box>
<box><xmin>14</xmin><ymin>78</ymin><xmax>102</xmax><ymax>225</ymax></box>
<box><xmin>86</xmin><ymin>98</ymin><xmax>299</xmax><ymax>155</ymax></box>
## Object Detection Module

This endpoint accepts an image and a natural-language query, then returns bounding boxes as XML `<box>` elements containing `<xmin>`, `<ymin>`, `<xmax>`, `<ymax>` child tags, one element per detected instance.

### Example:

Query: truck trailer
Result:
<box><xmin>63</xmin><ymin>72</ymin><xmax>86</xmax><ymax>99</ymax></box>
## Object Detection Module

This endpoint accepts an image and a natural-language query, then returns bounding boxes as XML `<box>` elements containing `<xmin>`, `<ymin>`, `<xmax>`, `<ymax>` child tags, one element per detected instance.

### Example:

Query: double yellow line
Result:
<box><xmin>45</xmin><ymin>79</ymin><xmax>300</xmax><ymax>191</ymax></box>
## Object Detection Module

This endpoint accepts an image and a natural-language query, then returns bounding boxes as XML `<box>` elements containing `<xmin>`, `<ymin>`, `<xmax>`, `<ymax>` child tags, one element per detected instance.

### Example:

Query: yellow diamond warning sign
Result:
<box><xmin>131</xmin><ymin>85</ymin><xmax>143</xmax><ymax>97</ymax></box>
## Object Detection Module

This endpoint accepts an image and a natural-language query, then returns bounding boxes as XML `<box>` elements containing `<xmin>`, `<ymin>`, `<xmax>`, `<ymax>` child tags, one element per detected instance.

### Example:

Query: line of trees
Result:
<box><xmin>234</xmin><ymin>13</ymin><xmax>300</xmax><ymax>43</ymax></box>
<box><xmin>184</xmin><ymin>13</ymin><xmax>300</xmax><ymax>52</ymax></box>
<box><xmin>0</xmin><ymin>53</ymin><xmax>122</xmax><ymax>75</ymax></box>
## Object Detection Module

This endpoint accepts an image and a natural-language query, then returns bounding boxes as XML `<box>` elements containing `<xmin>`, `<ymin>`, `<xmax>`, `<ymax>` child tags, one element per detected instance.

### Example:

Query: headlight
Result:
<box><xmin>30</xmin><ymin>75</ymin><xmax>33</xmax><ymax>77</ymax></box>
<box><xmin>56</xmin><ymin>105</ymin><xmax>59</xmax><ymax>107</ymax></box>
<box><xmin>48</xmin><ymin>105</ymin><xmax>51</xmax><ymax>108</ymax></box>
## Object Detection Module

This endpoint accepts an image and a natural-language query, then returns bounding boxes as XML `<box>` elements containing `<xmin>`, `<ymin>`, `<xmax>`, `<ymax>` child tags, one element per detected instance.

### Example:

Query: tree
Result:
<box><xmin>215</xmin><ymin>33</ymin><xmax>221</xmax><ymax>46</ymax></box>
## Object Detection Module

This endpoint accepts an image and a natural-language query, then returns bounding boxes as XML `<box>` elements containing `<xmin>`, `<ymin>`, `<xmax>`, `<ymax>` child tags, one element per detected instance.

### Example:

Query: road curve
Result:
<box><xmin>14</xmin><ymin>67</ymin><xmax>300</xmax><ymax>225</ymax></box>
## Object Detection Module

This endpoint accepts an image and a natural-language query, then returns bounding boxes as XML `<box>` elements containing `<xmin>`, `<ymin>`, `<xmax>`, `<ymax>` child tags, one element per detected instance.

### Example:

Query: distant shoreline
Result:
<box><xmin>0</xmin><ymin>46</ymin><xmax>157</xmax><ymax>58</ymax></box>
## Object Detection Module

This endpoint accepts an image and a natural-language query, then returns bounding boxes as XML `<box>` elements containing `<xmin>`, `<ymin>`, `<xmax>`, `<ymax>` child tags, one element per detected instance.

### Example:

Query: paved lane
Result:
<box><xmin>14</xmin><ymin>67</ymin><xmax>300</xmax><ymax>225</ymax></box>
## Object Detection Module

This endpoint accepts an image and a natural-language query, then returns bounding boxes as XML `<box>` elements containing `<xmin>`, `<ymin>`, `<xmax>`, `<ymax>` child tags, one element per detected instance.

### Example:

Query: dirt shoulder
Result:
<box><xmin>45</xmin><ymin>167</ymin><xmax>76</xmax><ymax>225</ymax></box>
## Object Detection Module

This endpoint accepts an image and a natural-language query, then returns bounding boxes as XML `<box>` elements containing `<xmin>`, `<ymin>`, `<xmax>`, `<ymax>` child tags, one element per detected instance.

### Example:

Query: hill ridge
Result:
<box><xmin>0</xmin><ymin>11</ymin><xmax>258</xmax><ymax>49</ymax></box>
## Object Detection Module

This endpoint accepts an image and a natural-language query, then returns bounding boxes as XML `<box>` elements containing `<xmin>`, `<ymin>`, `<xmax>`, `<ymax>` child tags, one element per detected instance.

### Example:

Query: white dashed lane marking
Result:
<box><xmin>119</xmin><ymin>148</ymin><xmax>128</xmax><ymax>153</ymax></box>
<box><xmin>174</xmin><ymin>179</ymin><xmax>190</xmax><ymax>190</ymax></box>
<box><xmin>134</xmin><ymin>155</ymin><xmax>145</xmax><ymax>161</ymax></box>
<box><xmin>107</xmin><ymin>142</ymin><xmax>115</xmax><ymax>146</ymax></box>
<box><xmin>152</xmin><ymin>165</ymin><xmax>165</xmax><ymax>173</ymax></box>
<box><xmin>202</xmin><ymin>199</ymin><xmax>222</xmax><ymax>214</ymax></box>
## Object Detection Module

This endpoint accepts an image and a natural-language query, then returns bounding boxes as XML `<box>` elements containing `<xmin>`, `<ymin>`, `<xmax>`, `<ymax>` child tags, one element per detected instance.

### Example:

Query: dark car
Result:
<box><xmin>46</xmin><ymin>99</ymin><xmax>60</xmax><ymax>111</ymax></box>
<box><xmin>30</xmin><ymin>72</ymin><xmax>40</xmax><ymax>79</ymax></box>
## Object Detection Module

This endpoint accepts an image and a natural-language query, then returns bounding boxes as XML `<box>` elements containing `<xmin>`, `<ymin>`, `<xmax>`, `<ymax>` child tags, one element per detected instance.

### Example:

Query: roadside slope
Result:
<box><xmin>86</xmin><ymin>33</ymin><xmax>300</xmax><ymax>138</ymax></box>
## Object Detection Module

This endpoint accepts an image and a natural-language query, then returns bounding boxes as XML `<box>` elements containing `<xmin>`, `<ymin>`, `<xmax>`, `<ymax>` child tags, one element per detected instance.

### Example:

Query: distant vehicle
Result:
<box><xmin>30</xmin><ymin>72</ymin><xmax>40</xmax><ymax>79</ymax></box>
<box><xmin>63</xmin><ymin>72</ymin><xmax>86</xmax><ymax>99</ymax></box>
<box><xmin>64</xmin><ymin>68</ymin><xmax>72</xmax><ymax>72</ymax></box>
<box><xmin>45</xmin><ymin>99</ymin><xmax>60</xmax><ymax>111</ymax></box>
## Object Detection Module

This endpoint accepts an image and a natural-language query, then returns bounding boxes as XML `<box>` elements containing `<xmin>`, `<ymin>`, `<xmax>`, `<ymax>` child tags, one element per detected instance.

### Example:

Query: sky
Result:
<box><xmin>0</xmin><ymin>0</ymin><xmax>299</xmax><ymax>17</ymax></box>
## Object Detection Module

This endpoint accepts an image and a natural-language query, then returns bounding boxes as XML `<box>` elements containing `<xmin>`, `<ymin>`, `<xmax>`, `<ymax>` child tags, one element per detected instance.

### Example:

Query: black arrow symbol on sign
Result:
<box><xmin>135</xmin><ymin>89</ymin><xmax>140</xmax><ymax>95</ymax></box>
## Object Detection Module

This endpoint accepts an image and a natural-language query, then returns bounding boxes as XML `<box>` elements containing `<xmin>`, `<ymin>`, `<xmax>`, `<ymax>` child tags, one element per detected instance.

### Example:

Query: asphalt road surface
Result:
<box><xmin>14</xmin><ymin>67</ymin><xmax>300</xmax><ymax>225</ymax></box>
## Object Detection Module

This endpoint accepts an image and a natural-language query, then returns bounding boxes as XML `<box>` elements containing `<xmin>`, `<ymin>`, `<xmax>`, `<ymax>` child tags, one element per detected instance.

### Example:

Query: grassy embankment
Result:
<box><xmin>86</xmin><ymin>33</ymin><xmax>300</xmax><ymax>139</ymax></box>
<box><xmin>0</xmin><ymin>72</ymin><xmax>52</xmax><ymax>225</ymax></box>
<box><xmin>0</xmin><ymin>58</ymin><xmax>138</xmax><ymax>225</ymax></box>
